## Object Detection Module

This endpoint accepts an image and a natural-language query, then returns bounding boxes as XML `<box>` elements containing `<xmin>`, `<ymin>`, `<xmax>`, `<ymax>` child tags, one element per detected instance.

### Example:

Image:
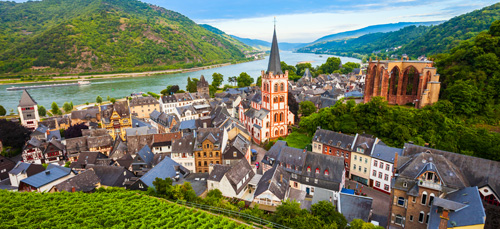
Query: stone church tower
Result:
<box><xmin>17</xmin><ymin>90</ymin><xmax>40</xmax><ymax>130</ymax></box>
<box><xmin>197</xmin><ymin>75</ymin><xmax>210</xmax><ymax>98</ymax></box>
<box><xmin>260</xmin><ymin>26</ymin><xmax>294</xmax><ymax>139</ymax></box>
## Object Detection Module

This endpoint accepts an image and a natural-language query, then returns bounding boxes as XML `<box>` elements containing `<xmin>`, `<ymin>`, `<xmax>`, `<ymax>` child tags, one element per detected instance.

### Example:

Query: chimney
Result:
<box><xmin>438</xmin><ymin>208</ymin><xmax>450</xmax><ymax>229</ymax></box>
<box><xmin>393</xmin><ymin>153</ymin><xmax>399</xmax><ymax>173</ymax></box>
<box><xmin>280</xmin><ymin>174</ymin><xmax>283</xmax><ymax>183</ymax></box>
<box><xmin>72</xmin><ymin>186</ymin><xmax>76</xmax><ymax>193</ymax></box>
<box><xmin>203</xmin><ymin>122</ymin><xmax>207</xmax><ymax>128</ymax></box>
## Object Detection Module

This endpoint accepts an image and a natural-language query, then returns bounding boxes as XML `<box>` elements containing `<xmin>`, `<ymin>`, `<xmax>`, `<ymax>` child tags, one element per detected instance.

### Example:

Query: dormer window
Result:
<box><xmin>315</xmin><ymin>168</ymin><xmax>320</xmax><ymax>174</ymax></box>
<box><xmin>324</xmin><ymin>170</ymin><xmax>329</xmax><ymax>176</ymax></box>
<box><xmin>307</xmin><ymin>166</ymin><xmax>311</xmax><ymax>172</ymax></box>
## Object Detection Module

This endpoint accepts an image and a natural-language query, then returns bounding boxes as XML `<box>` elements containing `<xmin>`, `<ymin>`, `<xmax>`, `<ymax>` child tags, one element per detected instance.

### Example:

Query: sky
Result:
<box><xmin>8</xmin><ymin>0</ymin><xmax>500</xmax><ymax>43</ymax></box>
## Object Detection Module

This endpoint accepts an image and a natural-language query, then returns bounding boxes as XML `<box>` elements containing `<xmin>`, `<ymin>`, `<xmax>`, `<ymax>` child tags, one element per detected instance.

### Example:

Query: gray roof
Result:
<box><xmin>244</xmin><ymin>107</ymin><xmax>269</xmax><ymax>121</ymax></box>
<box><xmin>266</xmin><ymin>27</ymin><xmax>282</xmax><ymax>75</ymax></box>
<box><xmin>171</xmin><ymin>134</ymin><xmax>195</xmax><ymax>154</ymax></box>
<box><xmin>262</xmin><ymin>140</ymin><xmax>288</xmax><ymax>165</ymax></box>
<box><xmin>71</xmin><ymin>108</ymin><xmax>100</xmax><ymax>121</ymax></box>
<box><xmin>87</xmin><ymin>135</ymin><xmax>113</xmax><ymax>149</ymax></box>
<box><xmin>225</xmin><ymin>159</ymin><xmax>255</xmax><ymax>195</ymax></box>
<box><xmin>136</xmin><ymin>145</ymin><xmax>154</xmax><ymax>166</ymax></box>
<box><xmin>313</xmin><ymin>128</ymin><xmax>355</xmax><ymax>150</ymax></box>
<box><xmin>300</xmin><ymin>152</ymin><xmax>345</xmax><ymax>191</ymax></box>
<box><xmin>371</xmin><ymin>144</ymin><xmax>403</xmax><ymax>163</ymax></box>
<box><xmin>8</xmin><ymin>162</ymin><xmax>45</xmax><ymax>176</ymax></box>
<box><xmin>18</xmin><ymin>90</ymin><xmax>37</xmax><ymax>107</ymax></box>
<box><xmin>70</xmin><ymin>151</ymin><xmax>108</xmax><ymax>169</ymax></box>
<box><xmin>129</xmin><ymin>96</ymin><xmax>159</xmax><ymax>107</ymax></box>
<box><xmin>54</xmin><ymin>169</ymin><xmax>100</xmax><ymax>192</ymax></box>
<box><xmin>223</xmin><ymin>134</ymin><xmax>250</xmax><ymax>160</ymax></box>
<box><xmin>20</xmin><ymin>164</ymin><xmax>72</xmax><ymax>188</ymax></box>
<box><xmin>278</xmin><ymin>146</ymin><xmax>307</xmax><ymax>174</ymax></box>
<box><xmin>87</xmin><ymin>165</ymin><xmax>134</xmax><ymax>187</ymax></box>
<box><xmin>139</xmin><ymin>157</ymin><xmax>189</xmax><ymax>188</ymax></box>
<box><xmin>194</xmin><ymin>128</ymin><xmax>224</xmax><ymax>151</ymax></box>
<box><xmin>208</xmin><ymin>165</ymin><xmax>231</xmax><ymax>182</ymax></box>
<box><xmin>428</xmin><ymin>187</ymin><xmax>485</xmax><ymax>228</ymax></box>
<box><xmin>172</xmin><ymin>173</ymin><xmax>208</xmax><ymax>196</ymax></box>
<box><xmin>339</xmin><ymin>193</ymin><xmax>373</xmax><ymax>222</ymax></box>
<box><xmin>353</xmin><ymin>134</ymin><xmax>376</xmax><ymax>155</ymax></box>
<box><xmin>179</xmin><ymin>119</ymin><xmax>197</xmax><ymax>130</ymax></box>
<box><xmin>255</xmin><ymin>165</ymin><xmax>290</xmax><ymax>200</ymax></box>
<box><xmin>125</xmin><ymin>126</ymin><xmax>157</xmax><ymax>136</ymax></box>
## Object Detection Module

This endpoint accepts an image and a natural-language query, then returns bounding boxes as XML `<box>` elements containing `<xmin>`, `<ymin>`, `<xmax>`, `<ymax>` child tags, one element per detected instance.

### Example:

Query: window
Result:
<box><xmin>412</xmin><ymin>196</ymin><xmax>416</xmax><ymax>203</ymax></box>
<box><xmin>324</xmin><ymin>148</ymin><xmax>327</xmax><ymax>152</ymax></box>
<box><xmin>315</xmin><ymin>168</ymin><xmax>320</xmax><ymax>174</ymax></box>
<box><xmin>358</xmin><ymin>166</ymin><xmax>361</xmax><ymax>171</ymax></box>
<box><xmin>380</xmin><ymin>162</ymin><xmax>384</xmax><ymax>169</ymax></box>
<box><xmin>397</xmin><ymin>197</ymin><xmax>405</xmax><ymax>206</ymax></box>
<box><xmin>385</xmin><ymin>174</ymin><xmax>389</xmax><ymax>181</ymax></box>
<box><xmin>384</xmin><ymin>184</ymin><xmax>389</xmax><ymax>191</ymax></box>
<box><xmin>274</xmin><ymin>84</ymin><xmax>278</xmax><ymax>92</ymax></box>
<box><xmin>346</xmin><ymin>153</ymin><xmax>349</xmax><ymax>157</ymax></box>
<box><xmin>375</xmin><ymin>181</ymin><xmax>380</xmax><ymax>187</ymax></box>
<box><xmin>418</xmin><ymin>212</ymin><xmax>424</xmax><ymax>223</ymax></box>
<box><xmin>329</xmin><ymin>149</ymin><xmax>332</xmax><ymax>154</ymax></box>
<box><xmin>305</xmin><ymin>177</ymin><xmax>309</xmax><ymax>182</ymax></box>
<box><xmin>427</xmin><ymin>172</ymin><xmax>434</xmax><ymax>181</ymax></box>
<box><xmin>395</xmin><ymin>215</ymin><xmax>403</xmax><ymax>225</ymax></box>
<box><xmin>215</xmin><ymin>152</ymin><xmax>219</xmax><ymax>156</ymax></box>
<box><xmin>364</xmin><ymin>168</ymin><xmax>367</xmax><ymax>173</ymax></box>
<box><xmin>336</xmin><ymin>150</ymin><xmax>339</xmax><ymax>156</ymax></box>
<box><xmin>307</xmin><ymin>166</ymin><xmax>311</xmax><ymax>172</ymax></box>
<box><xmin>409</xmin><ymin>215</ymin><xmax>413</xmax><ymax>222</ymax></box>
<box><xmin>386</xmin><ymin>164</ymin><xmax>390</xmax><ymax>171</ymax></box>
<box><xmin>374</xmin><ymin>160</ymin><xmax>378</xmax><ymax>167</ymax></box>
<box><xmin>353</xmin><ymin>165</ymin><xmax>356</xmax><ymax>170</ymax></box>
<box><xmin>280</xmin><ymin>83</ymin><xmax>284</xmax><ymax>92</ymax></box>
<box><xmin>378</xmin><ymin>172</ymin><xmax>383</xmax><ymax>178</ymax></box>
<box><xmin>324</xmin><ymin>170</ymin><xmax>329</xmax><ymax>176</ymax></box>
<box><xmin>429</xmin><ymin>194</ymin><xmax>435</xmax><ymax>206</ymax></box>
<box><xmin>314</xmin><ymin>179</ymin><xmax>318</xmax><ymax>184</ymax></box>
<box><xmin>341</xmin><ymin>152</ymin><xmax>344</xmax><ymax>157</ymax></box>
<box><xmin>198</xmin><ymin>162</ymin><xmax>201</xmax><ymax>166</ymax></box>
<box><xmin>421</xmin><ymin>191</ymin><xmax>428</xmax><ymax>205</ymax></box>
<box><xmin>354</xmin><ymin>155</ymin><xmax>357</xmax><ymax>160</ymax></box>
<box><xmin>403</xmin><ymin>182</ymin><xmax>408</xmax><ymax>187</ymax></box>
<box><xmin>365</xmin><ymin>158</ymin><xmax>368</xmax><ymax>163</ymax></box>
<box><xmin>233</xmin><ymin>152</ymin><xmax>237</xmax><ymax>157</ymax></box>
<box><xmin>372</xmin><ymin>170</ymin><xmax>377</xmax><ymax>177</ymax></box>
<box><xmin>359</xmin><ymin>156</ymin><xmax>362</xmax><ymax>162</ymax></box>
<box><xmin>203</xmin><ymin>152</ymin><xmax>207</xmax><ymax>157</ymax></box>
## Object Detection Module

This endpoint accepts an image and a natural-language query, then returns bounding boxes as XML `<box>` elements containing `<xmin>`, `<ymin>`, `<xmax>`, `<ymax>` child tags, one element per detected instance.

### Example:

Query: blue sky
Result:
<box><xmin>8</xmin><ymin>0</ymin><xmax>499</xmax><ymax>42</ymax></box>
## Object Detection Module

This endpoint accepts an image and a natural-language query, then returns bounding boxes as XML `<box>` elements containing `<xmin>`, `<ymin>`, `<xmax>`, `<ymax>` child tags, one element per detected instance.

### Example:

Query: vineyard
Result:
<box><xmin>0</xmin><ymin>189</ymin><xmax>250</xmax><ymax>229</ymax></box>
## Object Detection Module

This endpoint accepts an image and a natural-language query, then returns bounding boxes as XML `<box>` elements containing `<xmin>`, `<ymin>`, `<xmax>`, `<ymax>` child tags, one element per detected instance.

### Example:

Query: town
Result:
<box><xmin>1</xmin><ymin>24</ymin><xmax>499</xmax><ymax>229</ymax></box>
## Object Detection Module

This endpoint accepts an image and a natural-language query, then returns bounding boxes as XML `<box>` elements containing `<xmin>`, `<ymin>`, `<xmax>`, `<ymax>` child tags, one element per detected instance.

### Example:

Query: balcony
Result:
<box><xmin>418</xmin><ymin>180</ymin><xmax>441</xmax><ymax>191</ymax></box>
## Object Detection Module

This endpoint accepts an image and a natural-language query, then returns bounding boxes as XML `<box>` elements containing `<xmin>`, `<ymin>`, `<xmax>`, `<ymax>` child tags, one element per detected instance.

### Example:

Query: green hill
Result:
<box><xmin>0</xmin><ymin>0</ymin><xmax>247</xmax><ymax>75</ymax></box>
<box><xmin>0</xmin><ymin>189</ymin><xmax>250</xmax><ymax>228</ymax></box>
<box><xmin>199</xmin><ymin>24</ymin><xmax>255</xmax><ymax>53</ymax></box>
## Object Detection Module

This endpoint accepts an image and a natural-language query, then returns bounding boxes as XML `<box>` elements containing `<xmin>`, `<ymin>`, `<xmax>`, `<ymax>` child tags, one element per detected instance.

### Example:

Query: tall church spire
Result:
<box><xmin>267</xmin><ymin>19</ymin><xmax>282</xmax><ymax>75</ymax></box>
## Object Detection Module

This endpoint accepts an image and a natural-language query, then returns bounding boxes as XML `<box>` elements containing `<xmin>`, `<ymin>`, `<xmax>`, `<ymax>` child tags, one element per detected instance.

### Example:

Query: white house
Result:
<box><xmin>159</xmin><ymin>92</ymin><xmax>205</xmax><ymax>114</ymax></box>
<box><xmin>207</xmin><ymin>159</ymin><xmax>255</xmax><ymax>199</ymax></box>
<box><xmin>18</xmin><ymin>164</ymin><xmax>75</xmax><ymax>192</ymax></box>
<box><xmin>369</xmin><ymin>143</ymin><xmax>403</xmax><ymax>194</ymax></box>
<box><xmin>253</xmin><ymin>165</ymin><xmax>290</xmax><ymax>207</ymax></box>
<box><xmin>170</xmin><ymin>134</ymin><xmax>196</xmax><ymax>173</ymax></box>
<box><xmin>8</xmin><ymin>162</ymin><xmax>45</xmax><ymax>187</ymax></box>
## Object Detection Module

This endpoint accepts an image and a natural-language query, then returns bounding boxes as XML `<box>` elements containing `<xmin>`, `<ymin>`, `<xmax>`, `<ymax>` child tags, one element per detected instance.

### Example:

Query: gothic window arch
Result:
<box><xmin>274</xmin><ymin>84</ymin><xmax>278</xmax><ymax>92</ymax></box>
<box><xmin>275</xmin><ymin>129</ymin><xmax>278</xmax><ymax>136</ymax></box>
<box><xmin>279</xmin><ymin>96</ymin><xmax>284</xmax><ymax>102</ymax></box>
<box><xmin>274</xmin><ymin>113</ymin><xmax>278</xmax><ymax>122</ymax></box>
<box><xmin>280</xmin><ymin>83</ymin><xmax>285</xmax><ymax>92</ymax></box>
<box><xmin>279</xmin><ymin>113</ymin><xmax>283</xmax><ymax>122</ymax></box>
<box><xmin>280</xmin><ymin>129</ymin><xmax>284</xmax><ymax>135</ymax></box>
<box><xmin>274</xmin><ymin>96</ymin><xmax>278</xmax><ymax>103</ymax></box>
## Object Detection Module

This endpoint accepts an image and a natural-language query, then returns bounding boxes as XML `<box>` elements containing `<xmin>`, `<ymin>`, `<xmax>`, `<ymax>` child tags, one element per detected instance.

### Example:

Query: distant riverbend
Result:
<box><xmin>0</xmin><ymin>51</ymin><xmax>360</xmax><ymax>112</ymax></box>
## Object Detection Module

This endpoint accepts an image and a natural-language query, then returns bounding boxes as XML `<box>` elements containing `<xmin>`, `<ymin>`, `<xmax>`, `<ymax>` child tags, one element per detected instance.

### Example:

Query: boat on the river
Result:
<box><xmin>6</xmin><ymin>80</ymin><xmax>91</xmax><ymax>91</ymax></box>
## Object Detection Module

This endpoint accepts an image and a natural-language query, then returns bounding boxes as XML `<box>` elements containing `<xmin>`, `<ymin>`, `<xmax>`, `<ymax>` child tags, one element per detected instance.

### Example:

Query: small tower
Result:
<box><xmin>17</xmin><ymin>90</ymin><xmax>40</xmax><ymax>130</ymax></box>
<box><xmin>197</xmin><ymin>75</ymin><xmax>210</xmax><ymax>98</ymax></box>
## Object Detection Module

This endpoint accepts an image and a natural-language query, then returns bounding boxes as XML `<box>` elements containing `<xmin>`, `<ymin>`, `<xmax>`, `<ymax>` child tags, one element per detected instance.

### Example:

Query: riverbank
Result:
<box><xmin>0</xmin><ymin>60</ymin><xmax>258</xmax><ymax>85</ymax></box>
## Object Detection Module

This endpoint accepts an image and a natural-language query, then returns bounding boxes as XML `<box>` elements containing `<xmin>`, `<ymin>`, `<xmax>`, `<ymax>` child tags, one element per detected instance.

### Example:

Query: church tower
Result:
<box><xmin>197</xmin><ymin>75</ymin><xmax>210</xmax><ymax>98</ymax></box>
<box><xmin>260</xmin><ymin>25</ymin><xmax>294</xmax><ymax>139</ymax></box>
<box><xmin>17</xmin><ymin>90</ymin><xmax>40</xmax><ymax>130</ymax></box>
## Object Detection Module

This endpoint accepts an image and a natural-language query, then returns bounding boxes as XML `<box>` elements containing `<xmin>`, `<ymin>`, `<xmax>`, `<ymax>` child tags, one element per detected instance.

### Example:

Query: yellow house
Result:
<box><xmin>99</xmin><ymin>100</ymin><xmax>132</xmax><ymax>140</ymax></box>
<box><xmin>129</xmin><ymin>96</ymin><xmax>160</xmax><ymax>119</ymax></box>
<box><xmin>194</xmin><ymin>128</ymin><xmax>227</xmax><ymax>173</ymax></box>
<box><xmin>349</xmin><ymin>134</ymin><xmax>378</xmax><ymax>186</ymax></box>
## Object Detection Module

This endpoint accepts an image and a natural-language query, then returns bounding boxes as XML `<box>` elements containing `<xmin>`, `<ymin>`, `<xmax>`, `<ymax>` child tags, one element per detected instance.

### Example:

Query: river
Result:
<box><xmin>0</xmin><ymin>51</ymin><xmax>360</xmax><ymax>112</ymax></box>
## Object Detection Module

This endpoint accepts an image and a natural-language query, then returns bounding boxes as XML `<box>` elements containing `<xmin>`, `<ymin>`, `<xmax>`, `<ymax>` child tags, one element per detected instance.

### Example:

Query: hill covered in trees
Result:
<box><xmin>0</xmin><ymin>0</ymin><xmax>248</xmax><ymax>75</ymax></box>
<box><xmin>297</xmin><ymin>2</ymin><xmax>500</xmax><ymax>59</ymax></box>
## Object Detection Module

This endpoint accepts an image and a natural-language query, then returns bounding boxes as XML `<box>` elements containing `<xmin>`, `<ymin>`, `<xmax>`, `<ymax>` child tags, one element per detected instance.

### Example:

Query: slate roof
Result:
<box><xmin>223</xmin><ymin>134</ymin><xmax>250</xmax><ymax>160</ymax></box>
<box><xmin>244</xmin><ymin>107</ymin><xmax>269</xmax><ymax>121</ymax></box>
<box><xmin>9</xmin><ymin>162</ymin><xmax>45</xmax><ymax>176</ymax></box>
<box><xmin>139</xmin><ymin>157</ymin><xmax>189</xmax><ymax>188</ymax></box>
<box><xmin>173</xmin><ymin>173</ymin><xmax>208</xmax><ymax>196</ymax></box>
<box><xmin>262</xmin><ymin>140</ymin><xmax>288</xmax><ymax>165</ymax></box>
<box><xmin>225</xmin><ymin>159</ymin><xmax>255</xmax><ymax>195</ymax></box>
<box><xmin>352</xmin><ymin>134</ymin><xmax>376</xmax><ymax>155</ymax></box>
<box><xmin>129</xmin><ymin>96</ymin><xmax>159</xmax><ymax>107</ymax></box>
<box><xmin>313</xmin><ymin>128</ymin><xmax>355</xmax><ymax>150</ymax></box>
<box><xmin>82</xmin><ymin>129</ymin><xmax>108</xmax><ymax>137</ymax></box>
<box><xmin>125</xmin><ymin>126</ymin><xmax>157</xmax><ymax>136</ymax></box>
<box><xmin>87</xmin><ymin>135</ymin><xmax>113</xmax><ymax>149</ymax></box>
<box><xmin>70</xmin><ymin>151</ymin><xmax>108</xmax><ymax>169</ymax></box>
<box><xmin>87</xmin><ymin>165</ymin><xmax>134</xmax><ymax>187</ymax></box>
<box><xmin>171</xmin><ymin>134</ymin><xmax>195</xmax><ymax>154</ymax></box>
<box><xmin>18</xmin><ymin>90</ymin><xmax>37</xmax><ymax>107</ymax></box>
<box><xmin>194</xmin><ymin>128</ymin><xmax>224</xmax><ymax>151</ymax></box>
<box><xmin>126</xmin><ymin>134</ymin><xmax>154</xmax><ymax>154</ymax></box>
<box><xmin>0</xmin><ymin>155</ymin><xmax>16</xmax><ymax>180</ymax></box>
<box><xmin>115</xmin><ymin>154</ymin><xmax>134</xmax><ymax>169</ymax></box>
<box><xmin>20</xmin><ymin>164</ymin><xmax>72</xmax><ymax>188</ymax></box>
<box><xmin>428</xmin><ymin>187</ymin><xmax>485</xmax><ymax>228</ymax></box>
<box><xmin>255</xmin><ymin>165</ymin><xmax>289</xmax><ymax>200</ymax></box>
<box><xmin>198</xmin><ymin>75</ymin><xmax>209</xmax><ymax>87</ymax></box>
<box><xmin>403</xmin><ymin>143</ymin><xmax>500</xmax><ymax>197</ymax></box>
<box><xmin>371</xmin><ymin>144</ymin><xmax>403</xmax><ymax>163</ymax></box>
<box><xmin>179</xmin><ymin>119</ymin><xmax>197</xmax><ymax>131</ymax></box>
<box><xmin>208</xmin><ymin>165</ymin><xmax>231</xmax><ymax>182</ymax></box>
<box><xmin>176</xmin><ymin>105</ymin><xmax>197</xmax><ymax>117</ymax></box>
<box><xmin>300</xmin><ymin>152</ymin><xmax>344</xmax><ymax>191</ymax></box>
<box><xmin>267</xmin><ymin>27</ymin><xmax>282</xmax><ymax>75</ymax></box>
<box><xmin>71</xmin><ymin>108</ymin><xmax>100</xmax><ymax>121</ymax></box>
<box><xmin>53</xmin><ymin>169</ymin><xmax>100</xmax><ymax>192</ymax></box>
<box><xmin>278</xmin><ymin>146</ymin><xmax>307</xmax><ymax>174</ymax></box>
<box><xmin>135</xmin><ymin>145</ymin><xmax>154</xmax><ymax>166</ymax></box>
<box><xmin>109</xmin><ymin>137</ymin><xmax>127</xmax><ymax>160</ymax></box>
<box><xmin>339</xmin><ymin>193</ymin><xmax>373</xmax><ymax>223</ymax></box>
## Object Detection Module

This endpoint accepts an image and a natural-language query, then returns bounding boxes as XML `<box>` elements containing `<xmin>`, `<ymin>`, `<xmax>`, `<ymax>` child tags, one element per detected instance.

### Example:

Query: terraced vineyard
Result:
<box><xmin>0</xmin><ymin>189</ymin><xmax>250</xmax><ymax>228</ymax></box>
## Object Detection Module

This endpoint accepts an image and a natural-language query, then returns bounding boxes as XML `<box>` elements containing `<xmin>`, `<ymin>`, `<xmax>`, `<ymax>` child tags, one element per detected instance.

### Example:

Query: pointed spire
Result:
<box><xmin>267</xmin><ymin>20</ymin><xmax>282</xmax><ymax>75</ymax></box>
<box><xmin>18</xmin><ymin>90</ymin><xmax>37</xmax><ymax>107</ymax></box>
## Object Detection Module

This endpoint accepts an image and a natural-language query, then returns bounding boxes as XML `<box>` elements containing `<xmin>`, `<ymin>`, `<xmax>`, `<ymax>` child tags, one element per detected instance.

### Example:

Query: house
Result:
<box><xmin>222</xmin><ymin>134</ymin><xmax>251</xmax><ymax>166</ymax></box>
<box><xmin>254</xmin><ymin>165</ymin><xmax>290</xmax><ymax>207</ymax></box>
<box><xmin>131</xmin><ymin>145</ymin><xmax>155</xmax><ymax>176</ymax></box>
<box><xmin>159</xmin><ymin>92</ymin><xmax>206</xmax><ymax>114</ymax></box>
<box><xmin>49</xmin><ymin>168</ymin><xmax>101</xmax><ymax>193</ymax></box>
<box><xmin>350</xmin><ymin>134</ymin><xmax>378</xmax><ymax>185</ymax></box>
<box><xmin>369</xmin><ymin>143</ymin><xmax>402</xmax><ymax>194</ymax></box>
<box><xmin>151</xmin><ymin>132</ymin><xmax>182</xmax><ymax>154</ymax></box>
<box><xmin>42</xmin><ymin>139</ymin><xmax>66</xmax><ymax>164</ymax></box>
<box><xmin>128</xmin><ymin>156</ymin><xmax>190</xmax><ymax>191</ymax></box>
<box><xmin>207</xmin><ymin>159</ymin><xmax>255</xmax><ymax>199</ymax></box>
<box><xmin>129</xmin><ymin>96</ymin><xmax>160</xmax><ymax>119</ymax></box>
<box><xmin>8</xmin><ymin>162</ymin><xmax>45</xmax><ymax>187</ymax></box>
<box><xmin>98</xmin><ymin>101</ymin><xmax>132</xmax><ymax>140</ymax></box>
<box><xmin>87</xmin><ymin>165</ymin><xmax>135</xmax><ymax>187</ymax></box>
<box><xmin>194</xmin><ymin>128</ymin><xmax>228</xmax><ymax>173</ymax></box>
<box><xmin>0</xmin><ymin>155</ymin><xmax>16</xmax><ymax>181</ymax></box>
<box><xmin>149</xmin><ymin>110</ymin><xmax>179</xmax><ymax>133</ymax></box>
<box><xmin>71</xmin><ymin>107</ymin><xmax>100</xmax><ymax>125</ymax></box>
<box><xmin>298</xmin><ymin>152</ymin><xmax>345</xmax><ymax>197</ymax></box>
<box><xmin>428</xmin><ymin>187</ymin><xmax>485</xmax><ymax>229</ymax></box>
<box><xmin>338</xmin><ymin>192</ymin><xmax>373</xmax><ymax>223</ymax></box>
<box><xmin>175</xmin><ymin>104</ymin><xmax>199</xmax><ymax>121</ymax></box>
<box><xmin>238</xmin><ymin>26</ymin><xmax>295</xmax><ymax>144</ymax></box>
<box><xmin>178</xmin><ymin>119</ymin><xmax>197</xmax><ymax>134</ymax></box>
<box><xmin>21</xmin><ymin>137</ymin><xmax>44</xmax><ymax>164</ymax></box>
<box><xmin>69</xmin><ymin>151</ymin><xmax>108</xmax><ymax>170</ymax></box>
<box><xmin>39</xmin><ymin>116</ymin><xmax>72</xmax><ymax>131</ymax></box>
<box><xmin>17</xmin><ymin>90</ymin><xmax>40</xmax><ymax>130</ymax></box>
<box><xmin>312</xmin><ymin>128</ymin><xmax>355</xmax><ymax>177</ymax></box>
<box><xmin>171</xmin><ymin>134</ymin><xmax>195</xmax><ymax>173</ymax></box>
<box><xmin>18</xmin><ymin>164</ymin><xmax>75</xmax><ymax>192</ymax></box>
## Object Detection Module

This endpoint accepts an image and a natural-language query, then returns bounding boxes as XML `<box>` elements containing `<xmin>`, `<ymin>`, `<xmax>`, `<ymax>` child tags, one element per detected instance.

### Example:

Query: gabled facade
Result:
<box><xmin>369</xmin><ymin>143</ymin><xmax>402</xmax><ymax>194</ymax></box>
<box><xmin>99</xmin><ymin>101</ymin><xmax>132</xmax><ymax>140</ymax></box>
<box><xmin>312</xmin><ymin>127</ymin><xmax>355</xmax><ymax>177</ymax></box>
<box><xmin>254</xmin><ymin>165</ymin><xmax>290</xmax><ymax>207</ymax></box>
<box><xmin>207</xmin><ymin>159</ymin><xmax>255</xmax><ymax>199</ymax></box>
<box><xmin>238</xmin><ymin>26</ymin><xmax>294</xmax><ymax>144</ymax></box>
<box><xmin>222</xmin><ymin>134</ymin><xmax>251</xmax><ymax>166</ymax></box>
<box><xmin>149</xmin><ymin>110</ymin><xmax>179</xmax><ymax>133</ymax></box>
<box><xmin>129</xmin><ymin>96</ymin><xmax>160</xmax><ymax>119</ymax></box>
<box><xmin>349</xmin><ymin>134</ymin><xmax>378</xmax><ymax>185</ymax></box>
<box><xmin>8</xmin><ymin>162</ymin><xmax>45</xmax><ymax>187</ymax></box>
<box><xmin>194</xmin><ymin>128</ymin><xmax>227</xmax><ymax>173</ymax></box>
<box><xmin>171</xmin><ymin>134</ymin><xmax>195</xmax><ymax>173</ymax></box>
<box><xmin>159</xmin><ymin>92</ymin><xmax>205</xmax><ymax>114</ymax></box>
<box><xmin>17</xmin><ymin>90</ymin><xmax>40</xmax><ymax>130</ymax></box>
<box><xmin>0</xmin><ymin>155</ymin><xmax>16</xmax><ymax>181</ymax></box>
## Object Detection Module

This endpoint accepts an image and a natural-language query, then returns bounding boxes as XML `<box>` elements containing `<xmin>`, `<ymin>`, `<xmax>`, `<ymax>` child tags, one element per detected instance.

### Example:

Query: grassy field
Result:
<box><xmin>283</xmin><ymin>131</ymin><xmax>312</xmax><ymax>149</ymax></box>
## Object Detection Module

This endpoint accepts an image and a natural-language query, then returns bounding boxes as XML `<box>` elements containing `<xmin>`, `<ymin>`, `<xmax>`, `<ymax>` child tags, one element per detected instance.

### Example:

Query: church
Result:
<box><xmin>238</xmin><ymin>26</ymin><xmax>295</xmax><ymax>144</ymax></box>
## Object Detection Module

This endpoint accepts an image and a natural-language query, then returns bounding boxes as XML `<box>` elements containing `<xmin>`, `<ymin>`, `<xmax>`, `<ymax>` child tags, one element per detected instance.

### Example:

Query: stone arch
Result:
<box><xmin>402</xmin><ymin>66</ymin><xmax>419</xmax><ymax>96</ymax></box>
<box><xmin>389</xmin><ymin>66</ymin><xmax>400</xmax><ymax>96</ymax></box>
<box><xmin>378</xmin><ymin>66</ymin><xmax>386</xmax><ymax>95</ymax></box>
<box><xmin>367</xmin><ymin>64</ymin><xmax>378</xmax><ymax>96</ymax></box>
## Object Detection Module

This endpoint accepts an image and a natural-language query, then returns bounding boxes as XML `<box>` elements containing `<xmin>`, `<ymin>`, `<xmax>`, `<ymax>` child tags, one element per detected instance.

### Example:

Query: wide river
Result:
<box><xmin>0</xmin><ymin>51</ymin><xmax>359</xmax><ymax>112</ymax></box>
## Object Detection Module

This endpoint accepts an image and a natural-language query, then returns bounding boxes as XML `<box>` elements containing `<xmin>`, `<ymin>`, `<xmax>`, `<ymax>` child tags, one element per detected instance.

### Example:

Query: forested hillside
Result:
<box><xmin>0</xmin><ymin>0</ymin><xmax>247</xmax><ymax>75</ymax></box>
<box><xmin>0</xmin><ymin>188</ymin><xmax>250</xmax><ymax>228</ymax></box>
<box><xmin>199</xmin><ymin>24</ymin><xmax>254</xmax><ymax>53</ymax></box>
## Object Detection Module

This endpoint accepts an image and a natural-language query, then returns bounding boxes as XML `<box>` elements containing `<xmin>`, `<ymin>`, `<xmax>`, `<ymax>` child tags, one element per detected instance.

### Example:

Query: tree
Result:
<box><xmin>296</xmin><ymin>62</ymin><xmax>313</xmax><ymax>76</ymax></box>
<box><xmin>51</xmin><ymin>102</ymin><xmax>60</xmax><ymax>115</ymax></box>
<box><xmin>318</xmin><ymin>57</ymin><xmax>341</xmax><ymax>74</ymax></box>
<box><xmin>153</xmin><ymin>177</ymin><xmax>173</xmax><ymax>199</ymax></box>
<box><xmin>349</xmin><ymin>219</ymin><xmax>384</xmax><ymax>229</ymax></box>
<box><xmin>110</xmin><ymin>98</ymin><xmax>116</xmax><ymax>104</ymax></box>
<box><xmin>106</xmin><ymin>95</ymin><xmax>110</xmax><ymax>101</ymax></box>
<box><xmin>0</xmin><ymin>119</ymin><xmax>31</xmax><ymax>152</ymax></box>
<box><xmin>211</xmin><ymin>73</ymin><xmax>224</xmax><ymax>88</ymax></box>
<box><xmin>310</xmin><ymin>201</ymin><xmax>347</xmax><ymax>229</ymax></box>
<box><xmin>288</xmin><ymin>91</ymin><xmax>299</xmax><ymax>122</ymax></box>
<box><xmin>96</xmin><ymin>96</ymin><xmax>103</xmax><ymax>104</ymax></box>
<box><xmin>0</xmin><ymin>105</ymin><xmax>6</xmax><ymax>116</ymax></box>
<box><xmin>341</xmin><ymin>62</ymin><xmax>360</xmax><ymax>74</ymax></box>
<box><xmin>281</xmin><ymin>61</ymin><xmax>300</xmax><ymax>81</ymax></box>
<box><xmin>64</xmin><ymin>123</ymin><xmax>89</xmax><ymax>139</ymax></box>
<box><xmin>299</xmin><ymin>101</ymin><xmax>317</xmax><ymax>117</ymax></box>
<box><xmin>186</xmin><ymin>77</ymin><xmax>198</xmax><ymax>92</ymax></box>
<box><xmin>38</xmin><ymin>105</ymin><xmax>47</xmax><ymax>117</ymax></box>
<box><xmin>228</xmin><ymin>76</ymin><xmax>237</xmax><ymax>86</ymax></box>
<box><xmin>70</xmin><ymin>101</ymin><xmax>74</xmax><ymax>110</ymax></box>
<box><xmin>209</xmin><ymin>85</ymin><xmax>216</xmax><ymax>98</ymax></box>
<box><xmin>63</xmin><ymin>102</ymin><xmax>72</xmax><ymax>113</ymax></box>
<box><xmin>445</xmin><ymin>80</ymin><xmax>482</xmax><ymax>116</ymax></box>
<box><xmin>256</xmin><ymin>76</ymin><xmax>262</xmax><ymax>87</ymax></box>
<box><xmin>236</xmin><ymin>72</ymin><xmax>253</xmax><ymax>87</ymax></box>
